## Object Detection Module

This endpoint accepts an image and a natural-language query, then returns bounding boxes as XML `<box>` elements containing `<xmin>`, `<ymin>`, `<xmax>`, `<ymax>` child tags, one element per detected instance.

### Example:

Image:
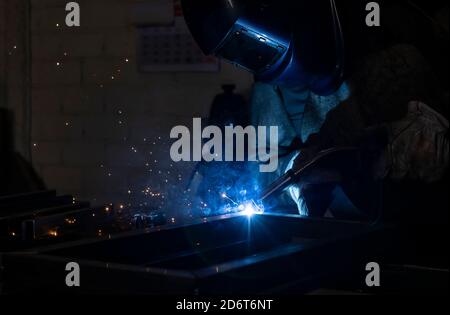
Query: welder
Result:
<box><xmin>181</xmin><ymin>0</ymin><xmax>449</xmax><ymax>220</ymax></box>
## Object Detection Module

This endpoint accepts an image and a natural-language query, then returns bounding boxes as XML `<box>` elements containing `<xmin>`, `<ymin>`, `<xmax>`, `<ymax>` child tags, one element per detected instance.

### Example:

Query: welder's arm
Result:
<box><xmin>284</xmin><ymin>101</ymin><xmax>449</xmax><ymax>217</ymax></box>
<box><xmin>249</xmin><ymin>82</ymin><xmax>302</xmax><ymax>211</ymax></box>
<box><xmin>298</xmin><ymin>101</ymin><xmax>450</xmax><ymax>184</ymax></box>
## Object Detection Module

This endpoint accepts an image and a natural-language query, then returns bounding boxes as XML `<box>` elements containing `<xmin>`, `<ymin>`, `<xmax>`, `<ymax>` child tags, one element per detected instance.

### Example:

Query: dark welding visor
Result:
<box><xmin>215</xmin><ymin>25</ymin><xmax>287</xmax><ymax>74</ymax></box>
<box><xmin>182</xmin><ymin>0</ymin><xmax>345</xmax><ymax>96</ymax></box>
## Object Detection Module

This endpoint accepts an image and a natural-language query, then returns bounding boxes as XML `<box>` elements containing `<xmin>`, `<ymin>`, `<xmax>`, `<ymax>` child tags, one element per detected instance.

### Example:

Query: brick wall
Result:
<box><xmin>29</xmin><ymin>0</ymin><xmax>254</xmax><ymax>209</ymax></box>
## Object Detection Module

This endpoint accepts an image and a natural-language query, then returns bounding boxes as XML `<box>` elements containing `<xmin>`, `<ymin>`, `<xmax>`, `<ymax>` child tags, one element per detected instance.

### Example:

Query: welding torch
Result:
<box><xmin>258</xmin><ymin>147</ymin><xmax>359</xmax><ymax>203</ymax></box>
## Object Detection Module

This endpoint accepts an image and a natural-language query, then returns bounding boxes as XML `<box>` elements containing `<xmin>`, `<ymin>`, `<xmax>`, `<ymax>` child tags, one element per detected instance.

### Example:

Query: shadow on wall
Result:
<box><xmin>0</xmin><ymin>108</ymin><xmax>45</xmax><ymax>196</ymax></box>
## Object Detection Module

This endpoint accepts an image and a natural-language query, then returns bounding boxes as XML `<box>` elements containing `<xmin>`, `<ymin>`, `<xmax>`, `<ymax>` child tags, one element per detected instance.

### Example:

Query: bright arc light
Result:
<box><xmin>238</xmin><ymin>201</ymin><xmax>261</xmax><ymax>217</ymax></box>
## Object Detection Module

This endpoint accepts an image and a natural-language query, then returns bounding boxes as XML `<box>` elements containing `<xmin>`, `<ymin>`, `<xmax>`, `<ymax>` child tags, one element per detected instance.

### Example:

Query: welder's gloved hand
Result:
<box><xmin>289</xmin><ymin>177</ymin><xmax>345</xmax><ymax>218</ymax></box>
<box><xmin>285</xmin><ymin>149</ymin><xmax>344</xmax><ymax>217</ymax></box>
<box><xmin>287</xmin><ymin>145</ymin><xmax>375</xmax><ymax>218</ymax></box>
<box><xmin>376</xmin><ymin>101</ymin><xmax>449</xmax><ymax>183</ymax></box>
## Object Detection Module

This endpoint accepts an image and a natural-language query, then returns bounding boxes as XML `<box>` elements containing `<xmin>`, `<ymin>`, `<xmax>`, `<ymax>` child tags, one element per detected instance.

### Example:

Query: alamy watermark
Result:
<box><xmin>65</xmin><ymin>2</ymin><xmax>80</xmax><ymax>27</ymax></box>
<box><xmin>65</xmin><ymin>262</ymin><xmax>80</xmax><ymax>287</ymax></box>
<box><xmin>366</xmin><ymin>2</ymin><xmax>381</xmax><ymax>27</ymax></box>
<box><xmin>365</xmin><ymin>262</ymin><xmax>381</xmax><ymax>287</ymax></box>
<box><xmin>170</xmin><ymin>118</ymin><xmax>279</xmax><ymax>173</ymax></box>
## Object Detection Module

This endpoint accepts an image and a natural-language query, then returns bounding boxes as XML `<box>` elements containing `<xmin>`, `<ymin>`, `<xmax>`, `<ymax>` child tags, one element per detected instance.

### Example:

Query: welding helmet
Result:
<box><xmin>182</xmin><ymin>0</ymin><xmax>345</xmax><ymax>96</ymax></box>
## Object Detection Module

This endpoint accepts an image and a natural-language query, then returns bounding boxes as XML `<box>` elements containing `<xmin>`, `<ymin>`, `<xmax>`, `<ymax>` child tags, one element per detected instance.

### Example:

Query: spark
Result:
<box><xmin>220</xmin><ymin>192</ymin><xmax>238</xmax><ymax>206</ymax></box>
<box><xmin>65</xmin><ymin>218</ymin><xmax>77</xmax><ymax>224</ymax></box>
